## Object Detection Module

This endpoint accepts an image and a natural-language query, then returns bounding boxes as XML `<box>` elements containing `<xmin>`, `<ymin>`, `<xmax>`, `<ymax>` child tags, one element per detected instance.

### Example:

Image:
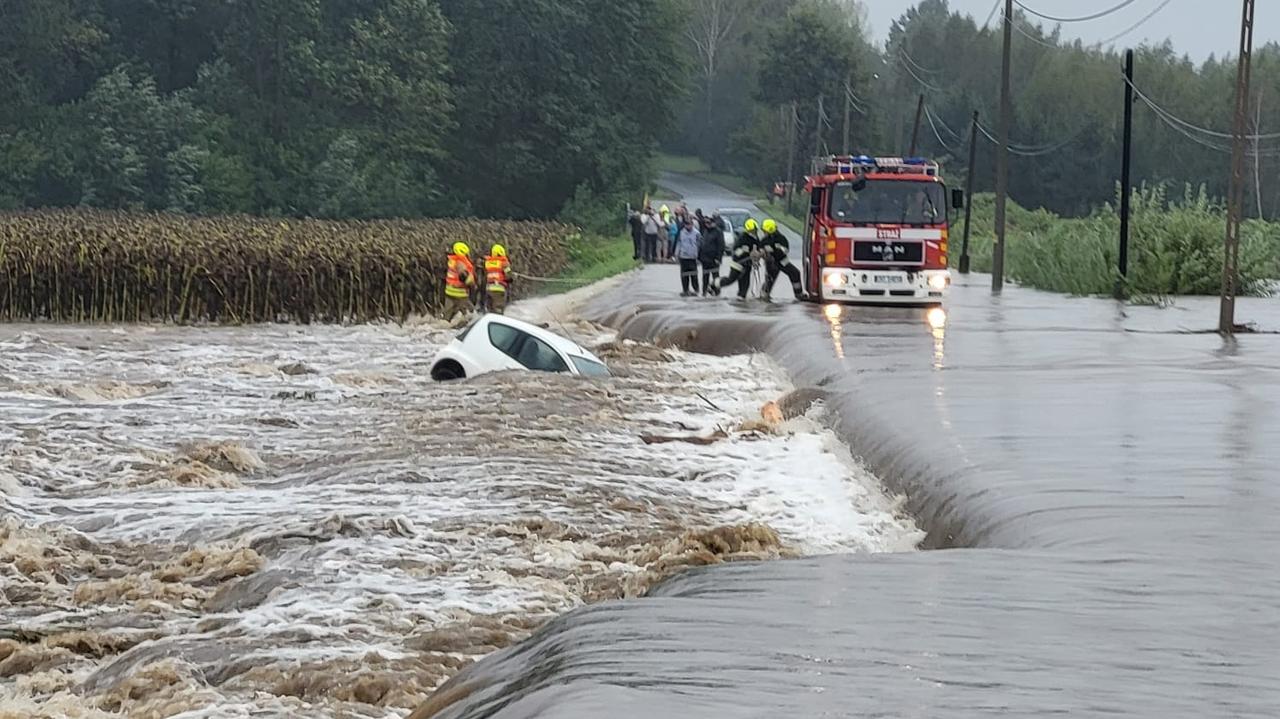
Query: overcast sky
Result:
<box><xmin>864</xmin><ymin>0</ymin><xmax>1273</xmax><ymax>62</ymax></box>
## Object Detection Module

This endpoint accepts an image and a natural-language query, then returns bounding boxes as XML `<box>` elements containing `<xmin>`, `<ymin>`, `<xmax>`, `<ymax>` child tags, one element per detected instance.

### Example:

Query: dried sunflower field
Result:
<box><xmin>0</xmin><ymin>210</ymin><xmax>575</xmax><ymax>324</ymax></box>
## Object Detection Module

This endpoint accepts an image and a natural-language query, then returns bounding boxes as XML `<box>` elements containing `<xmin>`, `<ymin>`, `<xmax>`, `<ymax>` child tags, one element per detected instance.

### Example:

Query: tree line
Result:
<box><xmin>0</xmin><ymin>0</ymin><xmax>683</xmax><ymax>226</ymax></box>
<box><xmin>671</xmin><ymin>0</ymin><xmax>1280</xmax><ymax>220</ymax></box>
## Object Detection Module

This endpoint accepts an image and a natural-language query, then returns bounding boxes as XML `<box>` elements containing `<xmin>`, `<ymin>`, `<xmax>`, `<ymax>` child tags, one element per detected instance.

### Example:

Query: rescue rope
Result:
<box><xmin>511</xmin><ymin>270</ymin><xmax>630</xmax><ymax>284</ymax></box>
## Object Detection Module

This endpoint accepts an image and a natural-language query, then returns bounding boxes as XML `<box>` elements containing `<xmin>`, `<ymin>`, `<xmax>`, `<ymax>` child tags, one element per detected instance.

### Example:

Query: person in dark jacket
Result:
<box><xmin>627</xmin><ymin>209</ymin><xmax>643</xmax><ymax>260</ymax></box>
<box><xmin>699</xmin><ymin>214</ymin><xmax>726</xmax><ymax>296</ymax></box>
<box><xmin>714</xmin><ymin>218</ymin><xmax>760</xmax><ymax>299</ymax></box>
<box><xmin>759</xmin><ymin>219</ymin><xmax>808</xmax><ymax>302</ymax></box>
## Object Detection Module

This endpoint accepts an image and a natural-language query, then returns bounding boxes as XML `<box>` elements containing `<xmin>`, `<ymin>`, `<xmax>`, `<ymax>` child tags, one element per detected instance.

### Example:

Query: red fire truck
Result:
<box><xmin>801</xmin><ymin>155</ymin><xmax>963</xmax><ymax>305</ymax></box>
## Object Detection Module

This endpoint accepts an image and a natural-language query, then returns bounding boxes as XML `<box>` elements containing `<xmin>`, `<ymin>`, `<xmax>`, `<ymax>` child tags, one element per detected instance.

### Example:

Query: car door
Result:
<box><xmin>511</xmin><ymin>333</ymin><xmax>570</xmax><ymax>374</ymax></box>
<box><xmin>485</xmin><ymin>321</ymin><xmax>531</xmax><ymax>372</ymax></box>
<box><xmin>488</xmin><ymin>321</ymin><xmax>570</xmax><ymax>375</ymax></box>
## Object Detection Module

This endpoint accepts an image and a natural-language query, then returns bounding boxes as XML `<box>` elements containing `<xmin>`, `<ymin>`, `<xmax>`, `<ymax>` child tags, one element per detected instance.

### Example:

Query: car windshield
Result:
<box><xmin>570</xmin><ymin>355</ymin><xmax>612</xmax><ymax>377</ymax></box>
<box><xmin>828</xmin><ymin>180</ymin><xmax>944</xmax><ymax>226</ymax></box>
<box><xmin>456</xmin><ymin>316</ymin><xmax>480</xmax><ymax>342</ymax></box>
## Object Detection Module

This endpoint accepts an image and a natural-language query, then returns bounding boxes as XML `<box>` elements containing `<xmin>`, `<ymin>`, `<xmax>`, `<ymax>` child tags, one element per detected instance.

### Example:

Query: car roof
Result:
<box><xmin>718</xmin><ymin>207</ymin><xmax>752</xmax><ymax>214</ymax></box>
<box><xmin>478</xmin><ymin>314</ymin><xmax>602</xmax><ymax>361</ymax></box>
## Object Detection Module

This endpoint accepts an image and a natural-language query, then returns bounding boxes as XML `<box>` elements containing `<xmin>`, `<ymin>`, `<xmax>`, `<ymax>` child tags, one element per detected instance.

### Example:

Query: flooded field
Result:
<box><xmin>0</xmin><ymin>317</ymin><xmax>920</xmax><ymax>718</ymax></box>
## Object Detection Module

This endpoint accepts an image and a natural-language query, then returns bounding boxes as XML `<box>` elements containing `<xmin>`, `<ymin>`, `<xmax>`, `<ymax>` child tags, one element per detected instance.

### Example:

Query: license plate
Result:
<box><xmin>872</xmin><ymin>274</ymin><xmax>904</xmax><ymax>284</ymax></box>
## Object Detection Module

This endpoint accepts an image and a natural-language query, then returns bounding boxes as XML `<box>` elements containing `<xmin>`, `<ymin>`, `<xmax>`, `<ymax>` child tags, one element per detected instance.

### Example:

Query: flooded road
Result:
<box><xmin>418</xmin><ymin>177</ymin><xmax>1280</xmax><ymax>717</ymax></box>
<box><xmin>0</xmin><ymin>317</ymin><xmax>919</xmax><ymax>717</ymax></box>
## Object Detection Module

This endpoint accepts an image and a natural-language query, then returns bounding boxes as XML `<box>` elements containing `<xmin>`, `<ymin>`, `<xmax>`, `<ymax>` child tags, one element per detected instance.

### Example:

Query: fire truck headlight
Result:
<box><xmin>928</xmin><ymin>273</ymin><xmax>949</xmax><ymax>291</ymax></box>
<box><xmin>824</xmin><ymin>273</ymin><xmax>848</xmax><ymax>287</ymax></box>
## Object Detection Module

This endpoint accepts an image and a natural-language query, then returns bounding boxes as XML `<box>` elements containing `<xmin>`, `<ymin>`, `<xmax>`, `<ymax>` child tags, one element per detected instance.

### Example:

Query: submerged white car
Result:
<box><xmin>430</xmin><ymin>314</ymin><xmax>611</xmax><ymax>381</ymax></box>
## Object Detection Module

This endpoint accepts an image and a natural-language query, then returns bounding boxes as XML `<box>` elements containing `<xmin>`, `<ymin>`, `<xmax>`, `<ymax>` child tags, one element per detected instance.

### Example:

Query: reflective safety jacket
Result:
<box><xmin>484</xmin><ymin>255</ymin><xmax>511</xmax><ymax>292</ymax></box>
<box><xmin>761</xmin><ymin>231</ymin><xmax>793</xmax><ymax>266</ymax></box>
<box><xmin>727</xmin><ymin>231</ymin><xmax>760</xmax><ymax>271</ymax></box>
<box><xmin>445</xmin><ymin>254</ymin><xmax>475</xmax><ymax>298</ymax></box>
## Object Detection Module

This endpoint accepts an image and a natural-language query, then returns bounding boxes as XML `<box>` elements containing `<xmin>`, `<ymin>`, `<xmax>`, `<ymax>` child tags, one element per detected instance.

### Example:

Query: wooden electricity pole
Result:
<box><xmin>786</xmin><ymin>101</ymin><xmax>798</xmax><ymax>217</ymax></box>
<box><xmin>814</xmin><ymin>94</ymin><xmax>826</xmax><ymax>160</ymax></box>
<box><xmin>1220</xmin><ymin>0</ymin><xmax>1255</xmax><ymax>335</ymax></box>
<box><xmin>993</xmin><ymin>0</ymin><xmax>1012</xmax><ymax>293</ymax></box>
<box><xmin>908</xmin><ymin>94</ymin><xmax>925</xmax><ymax>156</ymax></box>
<box><xmin>1117</xmin><ymin>49</ymin><xmax>1135</xmax><ymax>299</ymax></box>
<box><xmin>960</xmin><ymin>111</ymin><xmax>979</xmax><ymax>275</ymax></box>
<box><xmin>843</xmin><ymin>77</ymin><xmax>853</xmax><ymax>154</ymax></box>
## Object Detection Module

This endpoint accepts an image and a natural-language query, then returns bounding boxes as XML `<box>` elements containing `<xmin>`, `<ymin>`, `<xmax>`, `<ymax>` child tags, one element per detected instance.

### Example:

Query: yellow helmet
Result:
<box><xmin>491</xmin><ymin>244</ymin><xmax>507</xmax><ymax>257</ymax></box>
<box><xmin>743</xmin><ymin>218</ymin><xmax>759</xmax><ymax>233</ymax></box>
<box><xmin>452</xmin><ymin>242</ymin><xmax>470</xmax><ymax>256</ymax></box>
<box><xmin>762</xmin><ymin>219</ymin><xmax>778</xmax><ymax>234</ymax></box>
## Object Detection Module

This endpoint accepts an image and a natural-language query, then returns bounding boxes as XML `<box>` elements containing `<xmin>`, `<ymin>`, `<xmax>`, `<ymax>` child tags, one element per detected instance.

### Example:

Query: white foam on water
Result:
<box><xmin>0</xmin><ymin>305</ymin><xmax>918</xmax><ymax>716</ymax></box>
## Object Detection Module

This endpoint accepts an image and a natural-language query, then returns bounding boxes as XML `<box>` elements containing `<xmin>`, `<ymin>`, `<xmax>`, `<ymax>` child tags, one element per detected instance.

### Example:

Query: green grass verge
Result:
<box><xmin>528</xmin><ymin>233</ymin><xmax>640</xmax><ymax>296</ymax></box>
<box><xmin>654</xmin><ymin>153</ymin><xmax>710</xmax><ymax>175</ymax></box>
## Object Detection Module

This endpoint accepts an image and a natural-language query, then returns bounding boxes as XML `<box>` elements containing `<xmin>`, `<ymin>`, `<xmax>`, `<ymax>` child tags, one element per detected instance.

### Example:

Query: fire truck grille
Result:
<box><xmin>853</xmin><ymin>240</ymin><xmax>924</xmax><ymax>264</ymax></box>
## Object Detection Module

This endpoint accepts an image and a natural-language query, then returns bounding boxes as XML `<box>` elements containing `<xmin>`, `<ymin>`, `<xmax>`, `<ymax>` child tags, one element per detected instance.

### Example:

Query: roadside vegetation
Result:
<box><xmin>532</xmin><ymin>235</ymin><xmax>642</xmax><ymax>296</ymax></box>
<box><xmin>959</xmin><ymin>187</ymin><xmax>1280</xmax><ymax>298</ymax></box>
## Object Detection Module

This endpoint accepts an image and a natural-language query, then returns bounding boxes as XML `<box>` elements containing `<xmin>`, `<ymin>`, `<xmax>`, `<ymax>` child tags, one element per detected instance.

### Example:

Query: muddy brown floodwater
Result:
<box><xmin>0</xmin><ymin>317</ymin><xmax>920</xmax><ymax>718</ymax></box>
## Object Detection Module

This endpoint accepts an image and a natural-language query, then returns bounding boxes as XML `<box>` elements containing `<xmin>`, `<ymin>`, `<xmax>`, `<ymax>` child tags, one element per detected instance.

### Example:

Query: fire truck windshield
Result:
<box><xmin>828</xmin><ymin>180</ymin><xmax>945</xmax><ymax>226</ymax></box>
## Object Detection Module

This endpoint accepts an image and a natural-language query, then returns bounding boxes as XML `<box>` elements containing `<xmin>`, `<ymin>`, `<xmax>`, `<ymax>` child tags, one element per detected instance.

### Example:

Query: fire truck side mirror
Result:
<box><xmin>951</xmin><ymin>189</ymin><xmax>965</xmax><ymax>210</ymax></box>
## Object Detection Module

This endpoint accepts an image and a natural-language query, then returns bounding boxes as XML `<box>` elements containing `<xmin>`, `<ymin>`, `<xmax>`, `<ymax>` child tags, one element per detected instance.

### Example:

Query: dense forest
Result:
<box><xmin>3</xmin><ymin>0</ymin><xmax>1276</xmax><ymax>226</ymax></box>
<box><xmin>670</xmin><ymin>0</ymin><xmax>1280</xmax><ymax>220</ymax></box>
<box><xmin>0</xmin><ymin>0</ymin><xmax>682</xmax><ymax>226</ymax></box>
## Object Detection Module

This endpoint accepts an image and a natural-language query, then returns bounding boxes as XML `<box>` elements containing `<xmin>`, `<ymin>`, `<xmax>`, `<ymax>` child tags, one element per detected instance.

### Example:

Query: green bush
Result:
<box><xmin>956</xmin><ymin>184</ymin><xmax>1278</xmax><ymax>298</ymax></box>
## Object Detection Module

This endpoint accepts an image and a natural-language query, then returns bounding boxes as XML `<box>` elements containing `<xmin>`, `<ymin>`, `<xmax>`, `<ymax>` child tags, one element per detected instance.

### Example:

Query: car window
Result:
<box><xmin>488</xmin><ymin>321</ymin><xmax>522</xmax><ymax>356</ymax></box>
<box><xmin>515</xmin><ymin>335</ymin><xmax>569</xmax><ymax>373</ymax></box>
<box><xmin>570</xmin><ymin>356</ymin><xmax>611</xmax><ymax>377</ymax></box>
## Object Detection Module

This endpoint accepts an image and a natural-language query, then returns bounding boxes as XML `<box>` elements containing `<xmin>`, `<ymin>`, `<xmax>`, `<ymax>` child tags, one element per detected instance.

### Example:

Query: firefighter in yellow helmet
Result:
<box><xmin>443</xmin><ymin>241</ymin><xmax>476</xmax><ymax>323</ymax></box>
<box><xmin>759</xmin><ymin>218</ymin><xmax>808</xmax><ymax>302</ymax></box>
<box><xmin>713</xmin><ymin>218</ymin><xmax>761</xmax><ymax>299</ymax></box>
<box><xmin>483</xmin><ymin>244</ymin><xmax>513</xmax><ymax>314</ymax></box>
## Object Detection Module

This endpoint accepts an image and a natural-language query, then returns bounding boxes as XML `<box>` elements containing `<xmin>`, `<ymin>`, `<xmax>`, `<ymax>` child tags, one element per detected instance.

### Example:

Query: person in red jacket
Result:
<box><xmin>443</xmin><ymin>242</ymin><xmax>476</xmax><ymax>323</ymax></box>
<box><xmin>483</xmin><ymin>244</ymin><xmax>512</xmax><ymax>314</ymax></box>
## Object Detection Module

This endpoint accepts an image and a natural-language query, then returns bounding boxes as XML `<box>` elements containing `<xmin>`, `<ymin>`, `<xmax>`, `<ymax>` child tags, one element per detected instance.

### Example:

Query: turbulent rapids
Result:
<box><xmin>0</xmin><ymin>314</ymin><xmax>920</xmax><ymax>717</ymax></box>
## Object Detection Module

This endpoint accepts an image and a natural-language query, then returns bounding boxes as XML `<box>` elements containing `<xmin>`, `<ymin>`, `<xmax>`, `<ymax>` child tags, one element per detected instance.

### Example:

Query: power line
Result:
<box><xmin>923</xmin><ymin>104</ymin><xmax>960</xmax><ymax>153</ymax></box>
<box><xmin>1096</xmin><ymin>0</ymin><xmax>1176</xmax><ymax>46</ymax></box>
<box><xmin>1013</xmin><ymin>0</ymin><xmax>1142</xmax><ymax>23</ymax></box>
<box><xmin>925</xmin><ymin>103</ymin><xmax>964</xmax><ymax>140</ymax></box>
<box><xmin>982</xmin><ymin>0</ymin><xmax>1003</xmax><ymax>29</ymax></box>
<box><xmin>844</xmin><ymin>86</ymin><xmax>867</xmax><ymax>116</ymax></box>
<box><xmin>1123</xmin><ymin>74</ymin><xmax>1280</xmax><ymax>141</ymax></box>
<box><xmin>975</xmin><ymin>120</ymin><xmax>1084</xmax><ymax>156</ymax></box>
<box><xmin>1010</xmin><ymin>16</ymin><xmax>1062</xmax><ymax>48</ymax></box>
<box><xmin>1140</xmin><ymin>99</ymin><xmax>1280</xmax><ymax>157</ymax></box>
<box><xmin>899</xmin><ymin>46</ymin><xmax>941</xmax><ymax>76</ymax></box>
<box><xmin>896</xmin><ymin>52</ymin><xmax>942</xmax><ymax>93</ymax></box>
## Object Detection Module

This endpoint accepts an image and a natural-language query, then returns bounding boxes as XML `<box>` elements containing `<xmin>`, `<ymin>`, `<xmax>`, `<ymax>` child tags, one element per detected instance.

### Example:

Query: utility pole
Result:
<box><xmin>960</xmin><ymin>110</ymin><xmax>979</xmax><ymax>275</ymax></box>
<box><xmin>1117</xmin><ymin>49</ymin><xmax>1135</xmax><ymax>299</ymax></box>
<box><xmin>1254</xmin><ymin>86</ymin><xmax>1265</xmax><ymax>219</ymax></box>
<box><xmin>786</xmin><ymin>100</ymin><xmax>798</xmax><ymax>217</ymax></box>
<box><xmin>992</xmin><ymin>0</ymin><xmax>1012</xmax><ymax>293</ymax></box>
<box><xmin>843</xmin><ymin>76</ymin><xmax>852</xmax><ymax>154</ymax></box>
<box><xmin>1220</xmin><ymin>0</ymin><xmax>1255</xmax><ymax>335</ymax></box>
<box><xmin>814</xmin><ymin>94</ymin><xmax>826</xmax><ymax>160</ymax></box>
<box><xmin>908</xmin><ymin>94</ymin><xmax>925</xmax><ymax>157</ymax></box>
